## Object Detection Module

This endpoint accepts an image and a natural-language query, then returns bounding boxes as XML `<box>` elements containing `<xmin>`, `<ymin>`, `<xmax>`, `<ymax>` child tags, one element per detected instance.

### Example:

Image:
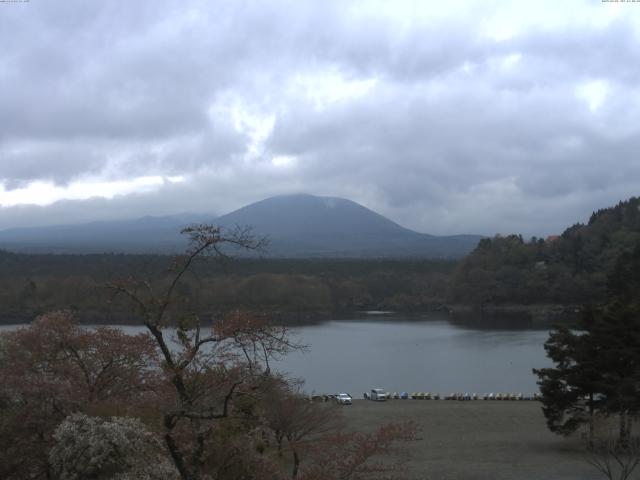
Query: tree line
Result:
<box><xmin>452</xmin><ymin>197</ymin><xmax>640</xmax><ymax>307</ymax></box>
<box><xmin>0</xmin><ymin>252</ymin><xmax>456</xmax><ymax>324</ymax></box>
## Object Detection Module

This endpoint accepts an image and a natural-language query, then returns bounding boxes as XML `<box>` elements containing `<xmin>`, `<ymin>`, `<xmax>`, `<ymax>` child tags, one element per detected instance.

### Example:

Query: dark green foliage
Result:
<box><xmin>0</xmin><ymin>253</ymin><xmax>458</xmax><ymax>324</ymax></box>
<box><xmin>534</xmin><ymin>323</ymin><xmax>602</xmax><ymax>437</ymax></box>
<box><xmin>594</xmin><ymin>245</ymin><xmax>640</xmax><ymax>427</ymax></box>
<box><xmin>606</xmin><ymin>243</ymin><xmax>640</xmax><ymax>307</ymax></box>
<box><xmin>453</xmin><ymin>197</ymin><xmax>640</xmax><ymax>306</ymax></box>
<box><xmin>535</xmin><ymin>242</ymin><xmax>640</xmax><ymax>441</ymax></box>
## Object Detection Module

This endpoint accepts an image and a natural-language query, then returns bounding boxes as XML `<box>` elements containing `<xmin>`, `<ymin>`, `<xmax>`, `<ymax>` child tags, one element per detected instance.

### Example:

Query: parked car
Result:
<box><xmin>336</xmin><ymin>393</ymin><xmax>352</xmax><ymax>405</ymax></box>
<box><xmin>370</xmin><ymin>388</ymin><xmax>387</xmax><ymax>401</ymax></box>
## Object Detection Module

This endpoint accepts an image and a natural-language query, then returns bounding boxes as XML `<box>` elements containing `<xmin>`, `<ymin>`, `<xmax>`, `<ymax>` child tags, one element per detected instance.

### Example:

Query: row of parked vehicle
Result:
<box><xmin>308</xmin><ymin>393</ymin><xmax>354</xmax><ymax>404</ymax></box>
<box><xmin>363</xmin><ymin>390</ymin><xmax>542</xmax><ymax>401</ymax></box>
<box><xmin>311</xmin><ymin>390</ymin><xmax>541</xmax><ymax>404</ymax></box>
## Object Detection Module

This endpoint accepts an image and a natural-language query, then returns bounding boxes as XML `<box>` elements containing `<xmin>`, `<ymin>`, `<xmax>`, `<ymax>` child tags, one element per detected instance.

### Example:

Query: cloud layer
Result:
<box><xmin>1</xmin><ymin>0</ymin><xmax>639</xmax><ymax>236</ymax></box>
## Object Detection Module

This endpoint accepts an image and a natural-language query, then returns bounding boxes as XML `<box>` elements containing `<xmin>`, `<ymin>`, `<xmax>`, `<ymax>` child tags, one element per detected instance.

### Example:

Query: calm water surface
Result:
<box><xmin>277</xmin><ymin>315</ymin><xmax>551</xmax><ymax>395</ymax></box>
<box><xmin>1</xmin><ymin>314</ymin><xmax>551</xmax><ymax>395</ymax></box>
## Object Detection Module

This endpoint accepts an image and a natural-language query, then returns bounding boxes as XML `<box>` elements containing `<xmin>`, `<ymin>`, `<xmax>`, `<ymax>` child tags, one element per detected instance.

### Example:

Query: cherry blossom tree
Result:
<box><xmin>49</xmin><ymin>413</ymin><xmax>179</xmax><ymax>480</ymax></box>
<box><xmin>109</xmin><ymin>225</ymin><xmax>303</xmax><ymax>480</ymax></box>
<box><xmin>0</xmin><ymin>311</ymin><xmax>160</xmax><ymax>479</ymax></box>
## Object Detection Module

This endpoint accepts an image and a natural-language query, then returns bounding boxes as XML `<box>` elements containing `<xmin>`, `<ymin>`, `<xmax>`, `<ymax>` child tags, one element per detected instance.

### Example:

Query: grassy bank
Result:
<box><xmin>341</xmin><ymin>400</ymin><xmax>600</xmax><ymax>480</ymax></box>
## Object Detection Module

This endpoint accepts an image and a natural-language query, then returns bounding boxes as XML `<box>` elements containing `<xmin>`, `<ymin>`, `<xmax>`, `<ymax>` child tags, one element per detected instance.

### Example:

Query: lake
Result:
<box><xmin>277</xmin><ymin>314</ymin><xmax>551</xmax><ymax>395</ymax></box>
<box><xmin>1</xmin><ymin>313</ymin><xmax>552</xmax><ymax>395</ymax></box>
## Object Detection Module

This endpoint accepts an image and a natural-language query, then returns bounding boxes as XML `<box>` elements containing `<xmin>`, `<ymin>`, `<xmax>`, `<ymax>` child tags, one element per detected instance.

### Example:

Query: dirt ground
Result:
<box><xmin>340</xmin><ymin>399</ymin><xmax>603</xmax><ymax>480</ymax></box>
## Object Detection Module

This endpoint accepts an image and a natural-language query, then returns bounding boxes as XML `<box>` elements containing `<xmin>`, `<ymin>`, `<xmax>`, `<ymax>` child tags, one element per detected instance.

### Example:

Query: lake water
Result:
<box><xmin>1</xmin><ymin>313</ymin><xmax>552</xmax><ymax>395</ymax></box>
<box><xmin>279</xmin><ymin>315</ymin><xmax>551</xmax><ymax>395</ymax></box>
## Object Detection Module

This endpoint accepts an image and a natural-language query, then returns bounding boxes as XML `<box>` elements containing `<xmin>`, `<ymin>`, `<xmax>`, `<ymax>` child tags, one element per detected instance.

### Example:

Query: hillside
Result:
<box><xmin>0</xmin><ymin>214</ymin><xmax>213</xmax><ymax>254</ymax></box>
<box><xmin>451</xmin><ymin>196</ymin><xmax>640</xmax><ymax>306</ymax></box>
<box><xmin>0</xmin><ymin>194</ymin><xmax>482</xmax><ymax>258</ymax></box>
<box><xmin>215</xmin><ymin>194</ymin><xmax>482</xmax><ymax>258</ymax></box>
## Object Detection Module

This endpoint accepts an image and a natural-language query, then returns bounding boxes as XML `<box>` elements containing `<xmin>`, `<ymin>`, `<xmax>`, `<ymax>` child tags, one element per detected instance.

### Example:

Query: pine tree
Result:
<box><xmin>534</xmin><ymin>323</ymin><xmax>602</xmax><ymax>442</ymax></box>
<box><xmin>594</xmin><ymin>244</ymin><xmax>640</xmax><ymax>443</ymax></box>
<box><xmin>535</xmin><ymin>243</ymin><xmax>640</xmax><ymax>443</ymax></box>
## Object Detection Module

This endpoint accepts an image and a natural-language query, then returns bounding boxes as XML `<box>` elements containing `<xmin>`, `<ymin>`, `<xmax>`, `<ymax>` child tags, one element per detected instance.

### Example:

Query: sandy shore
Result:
<box><xmin>340</xmin><ymin>400</ymin><xmax>601</xmax><ymax>480</ymax></box>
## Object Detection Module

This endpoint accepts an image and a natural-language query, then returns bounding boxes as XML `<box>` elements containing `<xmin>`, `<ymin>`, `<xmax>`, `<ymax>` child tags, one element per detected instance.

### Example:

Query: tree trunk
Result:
<box><xmin>164</xmin><ymin>415</ymin><xmax>193</xmax><ymax>480</ymax></box>
<box><xmin>619</xmin><ymin>410</ymin><xmax>629</xmax><ymax>447</ymax></box>
<box><xmin>291</xmin><ymin>449</ymin><xmax>300</xmax><ymax>479</ymax></box>
<box><xmin>588</xmin><ymin>394</ymin><xmax>594</xmax><ymax>448</ymax></box>
<box><xmin>277</xmin><ymin>432</ymin><xmax>284</xmax><ymax>457</ymax></box>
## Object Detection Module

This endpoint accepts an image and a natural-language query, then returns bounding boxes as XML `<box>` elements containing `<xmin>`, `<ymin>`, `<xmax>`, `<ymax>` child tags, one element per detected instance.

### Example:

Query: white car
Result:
<box><xmin>370</xmin><ymin>388</ymin><xmax>387</xmax><ymax>401</ymax></box>
<box><xmin>336</xmin><ymin>393</ymin><xmax>352</xmax><ymax>405</ymax></box>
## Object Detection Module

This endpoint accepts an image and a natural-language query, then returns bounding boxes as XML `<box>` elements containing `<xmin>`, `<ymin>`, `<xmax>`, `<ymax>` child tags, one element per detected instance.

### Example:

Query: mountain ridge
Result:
<box><xmin>0</xmin><ymin>194</ymin><xmax>483</xmax><ymax>257</ymax></box>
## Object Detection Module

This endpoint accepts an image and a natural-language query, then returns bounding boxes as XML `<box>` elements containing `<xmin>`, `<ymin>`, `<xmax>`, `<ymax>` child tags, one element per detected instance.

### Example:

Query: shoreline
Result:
<box><xmin>0</xmin><ymin>303</ymin><xmax>578</xmax><ymax>326</ymax></box>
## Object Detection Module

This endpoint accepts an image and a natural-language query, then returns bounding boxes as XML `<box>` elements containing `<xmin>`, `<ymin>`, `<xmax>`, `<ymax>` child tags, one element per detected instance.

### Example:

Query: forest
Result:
<box><xmin>0</xmin><ymin>253</ymin><xmax>456</xmax><ymax>324</ymax></box>
<box><xmin>452</xmin><ymin>196</ymin><xmax>640</xmax><ymax>307</ymax></box>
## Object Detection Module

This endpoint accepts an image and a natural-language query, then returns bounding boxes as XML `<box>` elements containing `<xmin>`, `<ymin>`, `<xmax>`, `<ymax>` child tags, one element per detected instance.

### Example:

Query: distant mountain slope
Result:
<box><xmin>0</xmin><ymin>214</ymin><xmax>214</xmax><ymax>254</ymax></box>
<box><xmin>215</xmin><ymin>194</ymin><xmax>482</xmax><ymax>258</ymax></box>
<box><xmin>216</xmin><ymin>194</ymin><xmax>415</xmax><ymax>237</ymax></box>
<box><xmin>0</xmin><ymin>194</ymin><xmax>482</xmax><ymax>257</ymax></box>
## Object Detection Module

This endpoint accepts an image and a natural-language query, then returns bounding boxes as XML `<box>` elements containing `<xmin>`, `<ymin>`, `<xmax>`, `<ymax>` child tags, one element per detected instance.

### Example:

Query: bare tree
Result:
<box><xmin>109</xmin><ymin>225</ymin><xmax>303</xmax><ymax>480</ymax></box>
<box><xmin>300</xmin><ymin>421</ymin><xmax>419</xmax><ymax>480</ymax></box>
<box><xmin>261</xmin><ymin>379</ymin><xmax>341</xmax><ymax>478</ymax></box>
<box><xmin>586</xmin><ymin>435</ymin><xmax>640</xmax><ymax>480</ymax></box>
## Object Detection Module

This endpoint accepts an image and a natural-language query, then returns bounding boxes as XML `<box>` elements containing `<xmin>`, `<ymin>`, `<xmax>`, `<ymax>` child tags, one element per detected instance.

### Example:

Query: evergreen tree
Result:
<box><xmin>534</xmin><ymin>323</ymin><xmax>602</xmax><ymax>442</ymax></box>
<box><xmin>535</xmin><ymin>243</ymin><xmax>640</xmax><ymax>443</ymax></box>
<box><xmin>594</xmin><ymin>244</ymin><xmax>640</xmax><ymax>443</ymax></box>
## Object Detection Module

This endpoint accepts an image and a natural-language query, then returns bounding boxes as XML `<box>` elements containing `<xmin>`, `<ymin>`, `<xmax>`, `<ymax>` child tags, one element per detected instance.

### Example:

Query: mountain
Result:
<box><xmin>0</xmin><ymin>194</ymin><xmax>483</xmax><ymax>257</ymax></box>
<box><xmin>215</xmin><ymin>194</ymin><xmax>482</xmax><ymax>258</ymax></box>
<box><xmin>0</xmin><ymin>214</ymin><xmax>214</xmax><ymax>254</ymax></box>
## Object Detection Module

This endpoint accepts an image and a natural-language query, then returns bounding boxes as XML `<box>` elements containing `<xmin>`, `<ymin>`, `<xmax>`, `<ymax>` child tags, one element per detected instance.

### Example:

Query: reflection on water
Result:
<box><xmin>0</xmin><ymin>313</ymin><xmax>552</xmax><ymax>395</ymax></box>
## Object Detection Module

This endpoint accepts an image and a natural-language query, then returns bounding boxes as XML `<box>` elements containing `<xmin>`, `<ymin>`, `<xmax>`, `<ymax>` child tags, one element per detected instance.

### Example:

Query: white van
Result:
<box><xmin>370</xmin><ymin>388</ymin><xmax>387</xmax><ymax>401</ymax></box>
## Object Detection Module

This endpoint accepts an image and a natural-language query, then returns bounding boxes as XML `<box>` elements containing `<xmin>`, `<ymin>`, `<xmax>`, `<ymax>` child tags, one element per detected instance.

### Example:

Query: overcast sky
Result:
<box><xmin>1</xmin><ymin>0</ymin><xmax>639</xmax><ymax>236</ymax></box>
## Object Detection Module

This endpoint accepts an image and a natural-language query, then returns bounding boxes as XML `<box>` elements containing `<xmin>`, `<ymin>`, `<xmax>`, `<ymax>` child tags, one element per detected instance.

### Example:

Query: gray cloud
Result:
<box><xmin>0</xmin><ymin>0</ymin><xmax>639</xmax><ymax>237</ymax></box>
